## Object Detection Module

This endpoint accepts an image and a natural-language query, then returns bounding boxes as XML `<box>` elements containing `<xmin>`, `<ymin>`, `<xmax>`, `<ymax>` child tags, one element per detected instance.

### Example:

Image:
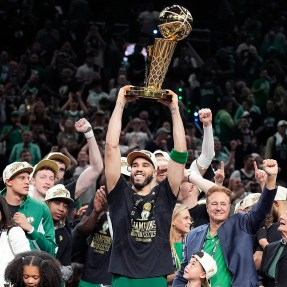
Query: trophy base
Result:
<box><xmin>126</xmin><ymin>87</ymin><xmax>172</xmax><ymax>101</ymax></box>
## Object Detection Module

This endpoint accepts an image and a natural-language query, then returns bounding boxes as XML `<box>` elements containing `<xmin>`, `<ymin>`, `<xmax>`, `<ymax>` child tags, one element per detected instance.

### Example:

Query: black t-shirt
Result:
<box><xmin>56</xmin><ymin>226</ymin><xmax>72</xmax><ymax>266</ymax></box>
<box><xmin>8</xmin><ymin>204</ymin><xmax>20</xmax><ymax>217</ymax></box>
<box><xmin>189</xmin><ymin>204</ymin><xmax>209</xmax><ymax>228</ymax></box>
<box><xmin>108</xmin><ymin>175</ymin><xmax>177</xmax><ymax>278</ymax></box>
<box><xmin>266</xmin><ymin>222</ymin><xmax>281</xmax><ymax>243</ymax></box>
<box><xmin>80</xmin><ymin>198</ymin><xmax>112</xmax><ymax>285</ymax></box>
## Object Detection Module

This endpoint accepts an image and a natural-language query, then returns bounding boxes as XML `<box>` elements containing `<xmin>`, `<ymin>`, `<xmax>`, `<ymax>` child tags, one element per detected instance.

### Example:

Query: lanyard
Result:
<box><xmin>202</xmin><ymin>238</ymin><xmax>220</xmax><ymax>258</ymax></box>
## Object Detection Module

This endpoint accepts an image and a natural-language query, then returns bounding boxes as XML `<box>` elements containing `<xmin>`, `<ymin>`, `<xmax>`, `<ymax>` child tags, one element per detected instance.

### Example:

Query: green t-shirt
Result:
<box><xmin>204</xmin><ymin>229</ymin><xmax>232</xmax><ymax>287</ymax></box>
<box><xmin>111</xmin><ymin>275</ymin><xmax>166</xmax><ymax>287</ymax></box>
<box><xmin>78</xmin><ymin>279</ymin><xmax>100</xmax><ymax>287</ymax></box>
<box><xmin>174</xmin><ymin>242</ymin><xmax>183</xmax><ymax>270</ymax></box>
<box><xmin>214</xmin><ymin>110</ymin><xmax>234</xmax><ymax>145</ymax></box>
<box><xmin>0</xmin><ymin>125</ymin><xmax>29</xmax><ymax>151</ymax></box>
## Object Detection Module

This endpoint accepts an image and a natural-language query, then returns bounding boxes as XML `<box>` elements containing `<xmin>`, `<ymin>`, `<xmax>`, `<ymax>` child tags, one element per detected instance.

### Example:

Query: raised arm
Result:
<box><xmin>184</xmin><ymin>169</ymin><xmax>215</xmax><ymax>193</ymax></box>
<box><xmin>191</xmin><ymin>108</ymin><xmax>215</xmax><ymax>175</ymax></box>
<box><xmin>105</xmin><ymin>85</ymin><xmax>137</xmax><ymax>192</ymax></box>
<box><xmin>243</xmin><ymin>159</ymin><xmax>278</xmax><ymax>234</ymax></box>
<box><xmin>74</xmin><ymin>118</ymin><xmax>104</xmax><ymax>199</ymax></box>
<box><xmin>158</xmin><ymin>90</ymin><xmax>187</xmax><ymax>195</ymax></box>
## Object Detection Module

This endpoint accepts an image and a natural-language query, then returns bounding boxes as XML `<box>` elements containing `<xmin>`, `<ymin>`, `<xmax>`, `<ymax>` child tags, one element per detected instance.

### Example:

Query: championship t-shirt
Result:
<box><xmin>108</xmin><ymin>175</ymin><xmax>177</xmax><ymax>278</ymax></box>
<box><xmin>80</xmin><ymin>199</ymin><xmax>112</xmax><ymax>285</ymax></box>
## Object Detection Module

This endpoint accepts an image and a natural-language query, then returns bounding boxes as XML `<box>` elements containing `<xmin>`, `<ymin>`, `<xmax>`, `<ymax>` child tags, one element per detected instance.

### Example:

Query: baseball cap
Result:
<box><xmin>241</xmin><ymin>193</ymin><xmax>261</xmax><ymax>210</ymax></box>
<box><xmin>45</xmin><ymin>152</ymin><xmax>71</xmax><ymax>169</ymax></box>
<box><xmin>45</xmin><ymin>184</ymin><xmax>74</xmax><ymax>204</ymax></box>
<box><xmin>234</xmin><ymin>199</ymin><xmax>243</xmax><ymax>213</ymax></box>
<box><xmin>274</xmin><ymin>186</ymin><xmax>287</xmax><ymax>201</ymax></box>
<box><xmin>192</xmin><ymin>251</ymin><xmax>217</xmax><ymax>287</ymax></box>
<box><xmin>121</xmin><ymin>157</ymin><xmax>131</xmax><ymax>177</ymax></box>
<box><xmin>3</xmin><ymin>161</ymin><xmax>33</xmax><ymax>182</ymax></box>
<box><xmin>30</xmin><ymin>159</ymin><xmax>59</xmax><ymax>178</ymax></box>
<box><xmin>154</xmin><ymin>150</ymin><xmax>170</xmax><ymax>161</ymax></box>
<box><xmin>156</xmin><ymin>127</ymin><xmax>170</xmax><ymax>137</ymax></box>
<box><xmin>127</xmin><ymin>150</ymin><xmax>158</xmax><ymax>169</ymax></box>
<box><xmin>277</xmin><ymin>120</ymin><xmax>287</xmax><ymax>127</ymax></box>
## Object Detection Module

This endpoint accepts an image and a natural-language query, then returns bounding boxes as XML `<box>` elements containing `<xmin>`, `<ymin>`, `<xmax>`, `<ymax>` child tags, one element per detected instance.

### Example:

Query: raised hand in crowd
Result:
<box><xmin>254</xmin><ymin>161</ymin><xmax>267</xmax><ymax>191</ymax></box>
<box><xmin>93</xmin><ymin>185</ymin><xmax>108</xmax><ymax>213</ymax></box>
<box><xmin>214</xmin><ymin>161</ymin><xmax>225</xmax><ymax>186</ymax></box>
<box><xmin>198</xmin><ymin>108</ymin><xmax>212</xmax><ymax>127</ymax></box>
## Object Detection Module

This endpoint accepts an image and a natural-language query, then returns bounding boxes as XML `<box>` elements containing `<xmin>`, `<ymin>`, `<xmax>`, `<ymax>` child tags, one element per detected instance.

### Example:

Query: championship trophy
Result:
<box><xmin>126</xmin><ymin>5</ymin><xmax>193</xmax><ymax>100</ymax></box>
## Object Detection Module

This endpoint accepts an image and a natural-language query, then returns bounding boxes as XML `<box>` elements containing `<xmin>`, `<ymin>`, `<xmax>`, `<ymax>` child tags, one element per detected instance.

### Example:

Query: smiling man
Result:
<box><xmin>174</xmin><ymin>159</ymin><xmax>279</xmax><ymax>287</ymax></box>
<box><xmin>105</xmin><ymin>85</ymin><xmax>187</xmax><ymax>287</ymax></box>
<box><xmin>29</xmin><ymin>159</ymin><xmax>59</xmax><ymax>202</ymax></box>
<box><xmin>1</xmin><ymin>161</ymin><xmax>57</xmax><ymax>256</ymax></box>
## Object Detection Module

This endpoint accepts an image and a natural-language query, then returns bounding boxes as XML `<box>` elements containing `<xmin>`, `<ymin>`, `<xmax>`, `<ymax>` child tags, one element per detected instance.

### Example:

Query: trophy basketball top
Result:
<box><xmin>158</xmin><ymin>5</ymin><xmax>193</xmax><ymax>42</ymax></box>
<box><xmin>125</xmin><ymin>5</ymin><xmax>193</xmax><ymax>100</ymax></box>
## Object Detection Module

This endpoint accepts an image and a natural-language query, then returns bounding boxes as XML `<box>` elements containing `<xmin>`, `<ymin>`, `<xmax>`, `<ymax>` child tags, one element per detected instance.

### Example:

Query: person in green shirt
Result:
<box><xmin>9</xmin><ymin>131</ymin><xmax>41</xmax><ymax>165</ymax></box>
<box><xmin>1</xmin><ymin>161</ymin><xmax>57</xmax><ymax>256</ymax></box>
<box><xmin>214</xmin><ymin>99</ymin><xmax>235</xmax><ymax>146</ymax></box>
<box><xmin>0</xmin><ymin>111</ymin><xmax>29</xmax><ymax>157</ymax></box>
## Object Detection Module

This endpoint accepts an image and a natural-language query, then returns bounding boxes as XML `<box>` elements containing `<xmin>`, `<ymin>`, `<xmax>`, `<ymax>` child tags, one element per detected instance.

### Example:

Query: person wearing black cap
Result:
<box><xmin>105</xmin><ymin>86</ymin><xmax>187</xmax><ymax>287</ymax></box>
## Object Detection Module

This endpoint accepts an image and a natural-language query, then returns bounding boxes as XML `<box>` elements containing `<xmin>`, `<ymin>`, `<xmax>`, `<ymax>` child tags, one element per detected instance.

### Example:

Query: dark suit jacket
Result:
<box><xmin>259</xmin><ymin>240</ymin><xmax>287</xmax><ymax>287</ymax></box>
<box><xmin>173</xmin><ymin>186</ymin><xmax>276</xmax><ymax>287</ymax></box>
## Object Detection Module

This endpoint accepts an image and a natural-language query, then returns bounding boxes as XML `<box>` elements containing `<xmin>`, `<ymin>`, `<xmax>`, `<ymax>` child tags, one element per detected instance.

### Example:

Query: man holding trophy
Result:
<box><xmin>105</xmin><ymin>83</ymin><xmax>187</xmax><ymax>286</ymax></box>
<box><xmin>104</xmin><ymin>5</ymin><xmax>192</xmax><ymax>287</ymax></box>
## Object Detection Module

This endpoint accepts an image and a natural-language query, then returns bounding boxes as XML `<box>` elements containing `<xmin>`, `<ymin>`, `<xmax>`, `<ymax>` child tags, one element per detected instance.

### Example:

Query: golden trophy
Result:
<box><xmin>126</xmin><ymin>5</ymin><xmax>193</xmax><ymax>100</ymax></box>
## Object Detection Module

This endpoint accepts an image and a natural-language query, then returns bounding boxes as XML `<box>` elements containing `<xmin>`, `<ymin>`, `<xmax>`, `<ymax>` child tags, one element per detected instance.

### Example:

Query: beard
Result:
<box><xmin>131</xmin><ymin>174</ymin><xmax>153</xmax><ymax>191</ymax></box>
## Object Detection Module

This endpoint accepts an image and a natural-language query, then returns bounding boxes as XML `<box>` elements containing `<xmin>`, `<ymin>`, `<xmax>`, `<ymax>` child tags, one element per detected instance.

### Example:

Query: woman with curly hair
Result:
<box><xmin>4</xmin><ymin>250</ymin><xmax>62</xmax><ymax>287</ymax></box>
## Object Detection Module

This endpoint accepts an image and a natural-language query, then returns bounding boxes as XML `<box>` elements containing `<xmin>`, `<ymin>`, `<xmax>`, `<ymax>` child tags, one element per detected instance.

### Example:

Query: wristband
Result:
<box><xmin>169</xmin><ymin>149</ymin><xmax>188</xmax><ymax>164</ymax></box>
<box><xmin>84</xmin><ymin>127</ymin><xmax>94</xmax><ymax>139</ymax></box>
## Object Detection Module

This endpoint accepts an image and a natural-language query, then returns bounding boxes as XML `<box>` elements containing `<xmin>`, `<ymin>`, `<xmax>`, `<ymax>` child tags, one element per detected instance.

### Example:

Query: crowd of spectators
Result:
<box><xmin>0</xmin><ymin>0</ymin><xmax>287</xmax><ymax>286</ymax></box>
<box><xmin>0</xmin><ymin>0</ymin><xmax>286</xmax><ymax>188</ymax></box>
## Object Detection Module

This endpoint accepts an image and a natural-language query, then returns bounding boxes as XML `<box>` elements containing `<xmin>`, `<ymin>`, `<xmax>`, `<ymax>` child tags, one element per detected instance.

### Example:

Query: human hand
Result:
<box><xmin>93</xmin><ymin>186</ymin><xmax>108</xmax><ymax>213</ymax></box>
<box><xmin>13</xmin><ymin>212</ymin><xmax>33</xmax><ymax>232</ymax></box>
<box><xmin>75</xmin><ymin>205</ymin><xmax>89</xmax><ymax>217</ymax></box>
<box><xmin>117</xmin><ymin>85</ymin><xmax>138</xmax><ymax>106</ymax></box>
<box><xmin>60</xmin><ymin>147</ymin><xmax>69</xmax><ymax>155</ymax></box>
<box><xmin>75</xmin><ymin>118</ymin><xmax>92</xmax><ymax>133</ymax></box>
<box><xmin>254</xmin><ymin>161</ymin><xmax>267</xmax><ymax>185</ymax></box>
<box><xmin>199</xmin><ymin>108</ymin><xmax>212</xmax><ymax>127</ymax></box>
<box><xmin>262</xmin><ymin>159</ymin><xmax>278</xmax><ymax>176</ymax></box>
<box><xmin>157</xmin><ymin>89</ymin><xmax>178</xmax><ymax>109</ymax></box>
<box><xmin>214</xmin><ymin>161</ymin><xmax>225</xmax><ymax>186</ymax></box>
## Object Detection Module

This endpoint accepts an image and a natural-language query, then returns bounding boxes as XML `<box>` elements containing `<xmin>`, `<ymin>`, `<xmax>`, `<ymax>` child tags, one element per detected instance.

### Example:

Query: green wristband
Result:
<box><xmin>169</xmin><ymin>149</ymin><xmax>188</xmax><ymax>164</ymax></box>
